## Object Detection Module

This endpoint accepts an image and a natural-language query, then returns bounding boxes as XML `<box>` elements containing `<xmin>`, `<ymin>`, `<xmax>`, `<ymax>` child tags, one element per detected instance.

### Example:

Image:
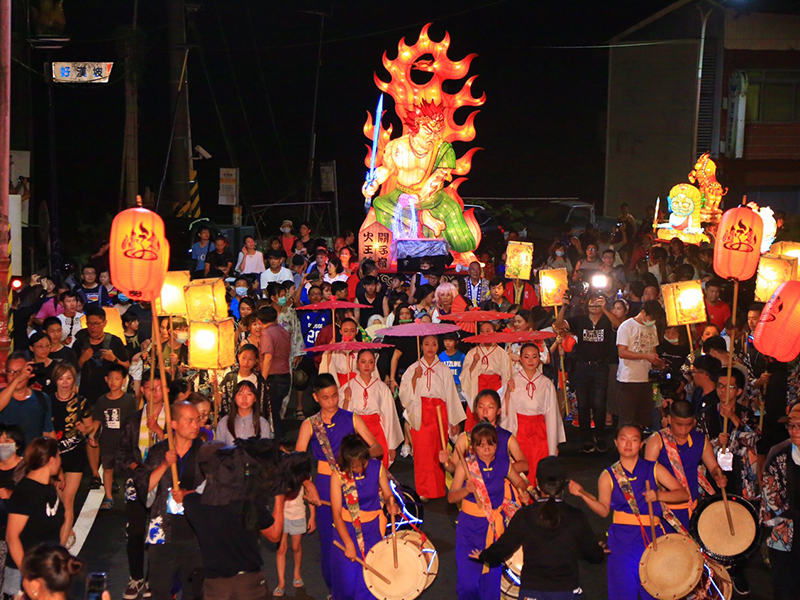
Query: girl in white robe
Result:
<box><xmin>462</xmin><ymin>322</ymin><xmax>512</xmax><ymax>431</ymax></box>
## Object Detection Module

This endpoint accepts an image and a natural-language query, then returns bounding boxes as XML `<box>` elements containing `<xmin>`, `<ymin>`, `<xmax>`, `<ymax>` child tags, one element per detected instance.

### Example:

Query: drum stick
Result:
<box><xmin>436</xmin><ymin>405</ymin><xmax>448</xmax><ymax>451</ymax></box>
<box><xmin>645</xmin><ymin>481</ymin><xmax>658</xmax><ymax>551</ymax></box>
<box><xmin>721</xmin><ymin>487</ymin><xmax>735</xmax><ymax>536</ymax></box>
<box><xmin>333</xmin><ymin>540</ymin><xmax>392</xmax><ymax>585</ymax></box>
<box><xmin>391</xmin><ymin>511</ymin><xmax>398</xmax><ymax>569</ymax></box>
<box><xmin>455</xmin><ymin>444</ymin><xmax>483</xmax><ymax>509</ymax></box>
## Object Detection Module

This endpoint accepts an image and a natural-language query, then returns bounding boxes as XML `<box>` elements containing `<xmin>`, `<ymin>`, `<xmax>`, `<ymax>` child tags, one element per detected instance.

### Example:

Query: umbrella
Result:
<box><xmin>295</xmin><ymin>300</ymin><xmax>371</xmax><ymax>333</ymax></box>
<box><xmin>438</xmin><ymin>310</ymin><xmax>516</xmax><ymax>323</ymax></box>
<box><xmin>305</xmin><ymin>341</ymin><xmax>394</xmax><ymax>354</ymax></box>
<box><xmin>375</xmin><ymin>322</ymin><xmax>462</xmax><ymax>362</ymax></box>
<box><xmin>462</xmin><ymin>331</ymin><xmax>556</xmax><ymax>344</ymax></box>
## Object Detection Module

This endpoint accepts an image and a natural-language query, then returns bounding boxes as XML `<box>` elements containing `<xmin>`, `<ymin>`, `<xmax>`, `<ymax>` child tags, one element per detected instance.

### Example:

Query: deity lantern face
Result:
<box><xmin>670</xmin><ymin>193</ymin><xmax>695</xmax><ymax>217</ymax></box>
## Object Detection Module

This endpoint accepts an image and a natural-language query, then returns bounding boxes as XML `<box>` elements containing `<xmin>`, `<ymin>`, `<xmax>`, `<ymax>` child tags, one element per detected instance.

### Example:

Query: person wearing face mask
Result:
<box><xmin>544</xmin><ymin>242</ymin><xmax>573</xmax><ymax>274</ymax></box>
<box><xmin>230</xmin><ymin>277</ymin><xmax>252</xmax><ymax>320</ymax></box>
<box><xmin>159</xmin><ymin>317</ymin><xmax>189</xmax><ymax>378</ymax></box>
<box><xmin>615</xmin><ymin>300</ymin><xmax>667</xmax><ymax>429</ymax></box>
<box><xmin>280</xmin><ymin>220</ymin><xmax>297</xmax><ymax>256</ymax></box>
<box><xmin>266</xmin><ymin>282</ymin><xmax>304</xmax><ymax>376</ymax></box>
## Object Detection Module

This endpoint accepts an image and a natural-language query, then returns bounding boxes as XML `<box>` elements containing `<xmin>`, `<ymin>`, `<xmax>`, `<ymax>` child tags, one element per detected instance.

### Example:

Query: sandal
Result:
<box><xmin>272</xmin><ymin>587</ymin><xmax>285</xmax><ymax>597</ymax></box>
<box><xmin>293</xmin><ymin>578</ymin><xmax>304</xmax><ymax>588</ymax></box>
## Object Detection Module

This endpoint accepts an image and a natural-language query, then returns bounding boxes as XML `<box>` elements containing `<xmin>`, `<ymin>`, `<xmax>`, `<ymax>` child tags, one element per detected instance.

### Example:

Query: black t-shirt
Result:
<box><xmin>50</xmin><ymin>346</ymin><xmax>79</xmax><ymax>370</ymax></box>
<box><xmin>92</xmin><ymin>393</ymin><xmax>138</xmax><ymax>451</ymax></box>
<box><xmin>184</xmin><ymin>495</ymin><xmax>275</xmax><ymax>578</ymax></box>
<box><xmin>356</xmin><ymin>292</ymin><xmax>384</xmax><ymax>328</ymax></box>
<box><xmin>569</xmin><ymin>314</ymin><xmax>615</xmax><ymax>363</ymax></box>
<box><xmin>29</xmin><ymin>361</ymin><xmax>57</xmax><ymax>395</ymax></box>
<box><xmin>125</xmin><ymin>304</ymin><xmax>153</xmax><ymax>343</ymax></box>
<box><xmin>0</xmin><ymin>463</ymin><xmax>19</xmax><ymax>537</ymax></box>
<box><xmin>169</xmin><ymin>444</ymin><xmax>200</xmax><ymax>542</ymax></box>
<box><xmin>7</xmin><ymin>478</ymin><xmax>64</xmax><ymax>567</ymax></box>
<box><xmin>206</xmin><ymin>249</ymin><xmax>234</xmax><ymax>274</ymax></box>
<box><xmin>51</xmin><ymin>393</ymin><xmax>91</xmax><ymax>453</ymax></box>
<box><xmin>74</xmin><ymin>332</ymin><xmax>129</xmax><ymax>404</ymax></box>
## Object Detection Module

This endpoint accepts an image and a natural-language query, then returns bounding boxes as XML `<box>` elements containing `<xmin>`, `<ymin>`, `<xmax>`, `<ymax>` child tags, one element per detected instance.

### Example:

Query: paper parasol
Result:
<box><xmin>438</xmin><ymin>310</ymin><xmax>516</xmax><ymax>323</ymax></box>
<box><xmin>376</xmin><ymin>322</ymin><xmax>461</xmax><ymax>337</ymax></box>
<box><xmin>462</xmin><ymin>331</ymin><xmax>556</xmax><ymax>344</ymax></box>
<box><xmin>305</xmin><ymin>341</ymin><xmax>394</xmax><ymax>354</ymax></box>
<box><xmin>295</xmin><ymin>300</ymin><xmax>370</xmax><ymax>311</ymax></box>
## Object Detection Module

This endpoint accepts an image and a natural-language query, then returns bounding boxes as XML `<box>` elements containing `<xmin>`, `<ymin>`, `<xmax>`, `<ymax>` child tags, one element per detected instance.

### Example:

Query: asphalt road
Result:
<box><xmin>77</xmin><ymin>418</ymin><xmax>775</xmax><ymax>600</ymax></box>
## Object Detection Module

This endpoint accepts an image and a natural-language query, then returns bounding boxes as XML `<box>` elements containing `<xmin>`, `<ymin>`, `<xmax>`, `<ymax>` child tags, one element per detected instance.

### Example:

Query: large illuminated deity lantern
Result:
<box><xmin>359</xmin><ymin>24</ymin><xmax>484</xmax><ymax>270</ymax></box>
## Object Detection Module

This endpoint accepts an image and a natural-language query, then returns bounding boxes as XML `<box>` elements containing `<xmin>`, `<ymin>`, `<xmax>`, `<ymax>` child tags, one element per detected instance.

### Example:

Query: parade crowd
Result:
<box><xmin>0</xmin><ymin>207</ymin><xmax>799</xmax><ymax>600</ymax></box>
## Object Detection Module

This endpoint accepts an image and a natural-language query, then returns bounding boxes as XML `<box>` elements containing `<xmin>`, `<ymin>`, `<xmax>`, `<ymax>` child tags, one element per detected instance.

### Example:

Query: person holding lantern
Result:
<box><xmin>462</xmin><ymin>321</ymin><xmax>512</xmax><ymax>431</ymax></box>
<box><xmin>502</xmin><ymin>343</ymin><xmax>564</xmax><ymax>483</ymax></box>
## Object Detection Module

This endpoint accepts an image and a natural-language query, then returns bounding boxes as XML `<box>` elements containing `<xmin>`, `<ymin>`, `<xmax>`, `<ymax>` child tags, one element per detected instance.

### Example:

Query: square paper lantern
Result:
<box><xmin>188</xmin><ymin>319</ymin><xmax>236</xmax><ymax>370</ymax></box>
<box><xmin>184</xmin><ymin>278</ymin><xmax>228</xmax><ymax>322</ymax></box>
<box><xmin>769</xmin><ymin>241</ymin><xmax>800</xmax><ymax>262</ymax></box>
<box><xmin>662</xmin><ymin>280</ymin><xmax>707</xmax><ymax>326</ymax></box>
<box><xmin>506</xmin><ymin>241</ymin><xmax>534</xmax><ymax>281</ymax></box>
<box><xmin>155</xmin><ymin>271</ymin><xmax>191</xmax><ymax>316</ymax></box>
<box><xmin>539</xmin><ymin>268</ymin><xmax>568</xmax><ymax>307</ymax></box>
<box><xmin>81</xmin><ymin>307</ymin><xmax>126</xmax><ymax>342</ymax></box>
<box><xmin>756</xmin><ymin>254</ymin><xmax>799</xmax><ymax>303</ymax></box>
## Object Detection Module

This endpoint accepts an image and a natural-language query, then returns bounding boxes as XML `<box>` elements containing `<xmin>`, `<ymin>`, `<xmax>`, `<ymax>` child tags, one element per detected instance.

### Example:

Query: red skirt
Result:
<box><xmin>361</xmin><ymin>413</ymin><xmax>389</xmax><ymax>469</ymax></box>
<box><xmin>410</xmin><ymin>397</ymin><xmax>448</xmax><ymax>499</ymax></box>
<box><xmin>517</xmin><ymin>413</ymin><xmax>548</xmax><ymax>486</ymax></box>
<box><xmin>466</xmin><ymin>373</ymin><xmax>503</xmax><ymax>431</ymax></box>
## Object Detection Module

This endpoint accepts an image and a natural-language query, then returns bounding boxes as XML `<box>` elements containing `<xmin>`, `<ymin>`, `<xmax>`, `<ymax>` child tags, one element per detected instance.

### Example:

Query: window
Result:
<box><xmin>744</xmin><ymin>70</ymin><xmax>800</xmax><ymax>123</ymax></box>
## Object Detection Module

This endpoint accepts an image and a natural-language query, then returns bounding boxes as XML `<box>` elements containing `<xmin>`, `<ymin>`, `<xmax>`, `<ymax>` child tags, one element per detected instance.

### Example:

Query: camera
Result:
<box><xmin>648</xmin><ymin>368</ymin><xmax>673</xmax><ymax>384</ymax></box>
<box><xmin>194</xmin><ymin>145</ymin><xmax>212</xmax><ymax>160</ymax></box>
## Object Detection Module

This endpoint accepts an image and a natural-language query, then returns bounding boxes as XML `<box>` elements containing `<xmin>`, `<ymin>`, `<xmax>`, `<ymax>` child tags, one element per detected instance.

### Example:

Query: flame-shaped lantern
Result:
<box><xmin>188</xmin><ymin>319</ymin><xmax>237</xmax><ymax>370</ymax></box>
<box><xmin>713</xmin><ymin>206</ymin><xmax>763</xmax><ymax>281</ymax></box>
<box><xmin>662</xmin><ymin>281</ymin><xmax>707</xmax><ymax>326</ymax></box>
<box><xmin>109</xmin><ymin>206</ymin><xmax>170</xmax><ymax>301</ymax></box>
<box><xmin>754</xmin><ymin>280</ymin><xmax>800</xmax><ymax>362</ymax></box>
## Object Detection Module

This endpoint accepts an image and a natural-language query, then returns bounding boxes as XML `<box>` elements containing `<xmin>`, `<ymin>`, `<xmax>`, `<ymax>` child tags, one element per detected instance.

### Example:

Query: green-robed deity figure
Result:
<box><xmin>361</xmin><ymin>101</ymin><xmax>477</xmax><ymax>253</ymax></box>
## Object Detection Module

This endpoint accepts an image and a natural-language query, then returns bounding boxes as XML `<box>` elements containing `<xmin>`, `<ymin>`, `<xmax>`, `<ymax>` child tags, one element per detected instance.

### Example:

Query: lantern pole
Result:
<box><xmin>210</xmin><ymin>369</ymin><xmax>220</xmax><ymax>428</ymax></box>
<box><xmin>151</xmin><ymin>302</ymin><xmax>180</xmax><ymax>488</ymax></box>
<box><xmin>722</xmin><ymin>278</ymin><xmax>739</xmax><ymax>443</ymax></box>
<box><xmin>148</xmin><ymin>320</ymin><xmax>156</xmax><ymax>415</ymax></box>
<box><xmin>685</xmin><ymin>324</ymin><xmax>695</xmax><ymax>361</ymax></box>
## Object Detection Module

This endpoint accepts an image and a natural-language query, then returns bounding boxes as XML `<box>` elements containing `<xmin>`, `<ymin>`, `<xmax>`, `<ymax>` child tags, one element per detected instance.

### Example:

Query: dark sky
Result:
<box><xmin>28</xmin><ymin>0</ymin><xmax>678</xmax><ymax>238</ymax></box>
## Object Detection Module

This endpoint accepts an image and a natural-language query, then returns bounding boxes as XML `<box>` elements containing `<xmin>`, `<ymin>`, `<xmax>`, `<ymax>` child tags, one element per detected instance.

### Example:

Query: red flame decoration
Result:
<box><xmin>721</xmin><ymin>219</ymin><xmax>758</xmax><ymax>253</ymax></box>
<box><xmin>121</xmin><ymin>222</ymin><xmax>161</xmax><ymax>261</ymax></box>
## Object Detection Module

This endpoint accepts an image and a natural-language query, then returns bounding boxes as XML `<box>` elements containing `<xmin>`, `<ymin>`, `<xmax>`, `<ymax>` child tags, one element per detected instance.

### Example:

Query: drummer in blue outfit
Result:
<box><xmin>295</xmin><ymin>374</ymin><xmax>381</xmax><ymax>594</ymax></box>
<box><xmin>571</xmin><ymin>424</ymin><xmax>688</xmax><ymax>600</ymax></box>
<box><xmin>644</xmin><ymin>399</ymin><xmax>728</xmax><ymax>533</ymax></box>
<box><xmin>330</xmin><ymin>434</ymin><xmax>399</xmax><ymax>600</ymax></box>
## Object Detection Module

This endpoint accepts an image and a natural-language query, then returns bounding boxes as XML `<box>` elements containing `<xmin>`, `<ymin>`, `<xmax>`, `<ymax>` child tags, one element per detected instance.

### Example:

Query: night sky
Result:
<box><xmin>26</xmin><ymin>0</ymin><xmax>679</xmax><ymax>247</ymax></box>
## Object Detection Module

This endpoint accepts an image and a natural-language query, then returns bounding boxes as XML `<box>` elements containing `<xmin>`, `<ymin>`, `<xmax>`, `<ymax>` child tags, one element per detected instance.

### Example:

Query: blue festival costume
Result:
<box><xmin>456</xmin><ymin>448</ymin><xmax>511</xmax><ymax>600</ymax></box>
<box><xmin>655</xmin><ymin>429</ymin><xmax>707</xmax><ymax>533</ymax></box>
<box><xmin>331</xmin><ymin>459</ymin><xmax>386</xmax><ymax>600</ymax></box>
<box><xmin>607</xmin><ymin>458</ymin><xmax>664</xmax><ymax>600</ymax></box>
<box><xmin>311</xmin><ymin>408</ymin><xmax>356</xmax><ymax>591</ymax></box>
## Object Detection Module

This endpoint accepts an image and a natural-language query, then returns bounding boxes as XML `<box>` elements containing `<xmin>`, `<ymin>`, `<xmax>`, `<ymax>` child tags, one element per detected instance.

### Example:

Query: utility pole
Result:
<box><xmin>166</xmin><ymin>0</ymin><xmax>193</xmax><ymax>211</ymax></box>
<box><xmin>120</xmin><ymin>0</ymin><xmax>142</xmax><ymax>208</ymax></box>
<box><xmin>0</xmin><ymin>0</ymin><xmax>11</xmax><ymax>365</ymax></box>
<box><xmin>303</xmin><ymin>11</ymin><xmax>325</xmax><ymax>221</ymax></box>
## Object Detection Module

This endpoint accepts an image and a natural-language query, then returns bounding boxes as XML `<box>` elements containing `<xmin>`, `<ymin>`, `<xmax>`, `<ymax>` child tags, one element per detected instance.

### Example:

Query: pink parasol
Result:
<box><xmin>305</xmin><ymin>341</ymin><xmax>393</xmax><ymax>354</ymax></box>
<box><xmin>438</xmin><ymin>310</ymin><xmax>515</xmax><ymax>323</ymax></box>
<box><xmin>462</xmin><ymin>331</ymin><xmax>556</xmax><ymax>344</ymax></box>
<box><xmin>376</xmin><ymin>322</ymin><xmax>461</xmax><ymax>337</ymax></box>
<box><xmin>295</xmin><ymin>300</ymin><xmax>370</xmax><ymax>311</ymax></box>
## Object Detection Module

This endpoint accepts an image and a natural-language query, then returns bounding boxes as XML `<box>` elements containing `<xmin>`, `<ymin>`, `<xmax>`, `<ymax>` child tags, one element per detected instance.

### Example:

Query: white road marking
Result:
<box><xmin>72</xmin><ymin>467</ymin><xmax>105</xmax><ymax>555</ymax></box>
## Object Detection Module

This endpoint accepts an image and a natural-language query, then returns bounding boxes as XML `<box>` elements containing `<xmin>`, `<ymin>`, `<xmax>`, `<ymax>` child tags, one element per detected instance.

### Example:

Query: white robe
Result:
<box><xmin>400</xmin><ymin>357</ymin><xmax>466</xmax><ymax>431</ymax></box>
<box><xmin>501</xmin><ymin>367</ymin><xmax>565</xmax><ymax>456</ymax></box>
<box><xmin>461</xmin><ymin>345</ymin><xmax>512</xmax><ymax>403</ymax></box>
<box><xmin>342</xmin><ymin>371</ymin><xmax>403</xmax><ymax>451</ymax></box>
<box><xmin>319</xmin><ymin>350</ymin><xmax>357</xmax><ymax>385</ymax></box>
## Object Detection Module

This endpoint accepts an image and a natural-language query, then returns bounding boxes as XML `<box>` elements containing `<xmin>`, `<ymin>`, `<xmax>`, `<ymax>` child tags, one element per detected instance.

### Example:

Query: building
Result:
<box><xmin>604</xmin><ymin>0</ymin><xmax>800</xmax><ymax>219</ymax></box>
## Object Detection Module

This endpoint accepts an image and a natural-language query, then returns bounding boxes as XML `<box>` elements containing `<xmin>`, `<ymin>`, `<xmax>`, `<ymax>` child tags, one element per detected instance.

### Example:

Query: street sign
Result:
<box><xmin>52</xmin><ymin>62</ymin><xmax>113</xmax><ymax>83</ymax></box>
<box><xmin>219</xmin><ymin>168</ymin><xmax>239</xmax><ymax>206</ymax></box>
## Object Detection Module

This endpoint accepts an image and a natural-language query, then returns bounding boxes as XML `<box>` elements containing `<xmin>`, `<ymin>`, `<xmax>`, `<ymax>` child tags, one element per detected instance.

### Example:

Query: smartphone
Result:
<box><xmin>86</xmin><ymin>573</ymin><xmax>107</xmax><ymax>600</ymax></box>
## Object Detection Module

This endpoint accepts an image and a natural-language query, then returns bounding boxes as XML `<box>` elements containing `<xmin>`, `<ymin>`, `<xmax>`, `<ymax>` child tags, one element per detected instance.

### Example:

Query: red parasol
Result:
<box><xmin>305</xmin><ymin>341</ymin><xmax>394</xmax><ymax>354</ymax></box>
<box><xmin>376</xmin><ymin>322</ymin><xmax>462</xmax><ymax>337</ymax></box>
<box><xmin>438</xmin><ymin>310</ymin><xmax>515</xmax><ymax>323</ymax></box>
<box><xmin>295</xmin><ymin>300</ymin><xmax>370</xmax><ymax>311</ymax></box>
<box><xmin>462</xmin><ymin>331</ymin><xmax>556</xmax><ymax>344</ymax></box>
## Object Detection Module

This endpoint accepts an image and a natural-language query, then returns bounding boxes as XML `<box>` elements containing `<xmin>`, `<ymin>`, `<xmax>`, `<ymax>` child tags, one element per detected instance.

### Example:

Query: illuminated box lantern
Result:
<box><xmin>183</xmin><ymin>278</ymin><xmax>228</xmax><ymax>322</ymax></box>
<box><xmin>714</xmin><ymin>206</ymin><xmax>763</xmax><ymax>281</ymax></box>
<box><xmin>506</xmin><ymin>241</ymin><xmax>534</xmax><ymax>281</ymax></box>
<box><xmin>662</xmin><ymin>281</ymin><xmax>707</xmax><ymax>326</ymax></box>
<box><xmin>756</xmin><ymin>254</ymin><xmax>799</xmax><ymax>303</ymax></box>
<box><xmin>754</xmin><ymin>280</ymin><xmax>800</xmax><ymax>362</ymax></box>
<box><xmin>189</xmin><ymin>319</ymin><xmax>237</xmax><ymax>370</ymax></box>
<box><xmin>81</xmin><ymin>307</ymin><xmax>126</xmax><ymax>342</ymax></box>
<box><xmin>155</xmin><ymin>271</ymin><xmax>191</xmax><ymax>316</ymax></box>
<box><xmin>359</xmin><ymin>209</ymin><xmax>394</xmax><ymax>272</ymax></box>
<box><xmin>109</xmin><ymin>204</ymin><xmax>170</xmax><ymax>301</ymax></box>
<box><xmin>769</xmin><ymin>241</ymin><xmax>800</xmax><ymax>262</ymax></box>
<box><xmin>538</xmin><ymin>268</ymin><xmax>568</xmax><ymax>307</ymax></box>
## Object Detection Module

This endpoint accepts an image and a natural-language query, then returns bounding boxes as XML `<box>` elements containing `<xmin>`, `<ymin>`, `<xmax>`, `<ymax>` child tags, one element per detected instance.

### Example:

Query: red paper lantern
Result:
<box><xmin>754</xmin><ymin>280</ymin><xmax>800</xmax><ymax>362</ymax></box>
<box><xmin>713</xmin><ymin>206</ymin><xmax>763</xmax><ymax>281</ymax></box>
<box><xmin>109</xmin><ymin>206</ymin><xmax>170</xmax><ymax>301</ymax></box>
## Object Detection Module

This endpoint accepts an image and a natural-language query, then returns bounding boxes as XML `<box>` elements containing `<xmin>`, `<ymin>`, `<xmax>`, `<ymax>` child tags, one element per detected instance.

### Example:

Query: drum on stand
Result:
<box><xmin>396</xmin><ymin>530</ymin><xmax>438</xmax><ymax>589</ymax></box>
<box><xmin>363</xmin><ymin>537</ymin><xmax>429</xmax><ymax>600</ymax></box>
<box><xmin>385</xmin><ymin>479</ymin><xmax>424</xmax><ymax>532</ymax></box>
<box><xmin>500</xmin><ymin>547</ymin><xmax>524</xmax><ymax>600</ymax></box>
<box><xmin>689</xmin><ymin>494</ymin><xmax>761</xmax><ymax>566</ymax></box>
<box><xmin>639</xmin><ymin>533</ymin><xmax>705</xmax><ymax>599</ymax></box>
<box><xmin>685</xmin><ymin>560</ymin><xmax>732</xmax><ymax>600</ymax></box>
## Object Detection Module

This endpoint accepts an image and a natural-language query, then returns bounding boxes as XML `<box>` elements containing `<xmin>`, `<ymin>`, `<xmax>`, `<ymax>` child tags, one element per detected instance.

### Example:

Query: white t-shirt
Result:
<box><xmin>57</xmin><ymin>313</ymin><xmax>84</xmax><ymax>347</ymax></box>
<box><xmin>236</xmin><ymin>251</ymin><xmax>266</xmax><ymax>275</ymax></box>
<box><xmin>616</xmin><ymin>317</ymin><xmax>659</xmax><ymax>383</ymax></box>
<box><xmin>238</xmin><ymin>372</ymin><xmax>258</xmax><ymax>385</ymax></box>
<box><xmin>260</xmin><ymin>267</ymin><xmax>293</xmax><ymax>289</ymax></box>
<box><xmin>284</xmin><ymin>486</ymin><xmax>306</xmax><ymax>521</ymax></box>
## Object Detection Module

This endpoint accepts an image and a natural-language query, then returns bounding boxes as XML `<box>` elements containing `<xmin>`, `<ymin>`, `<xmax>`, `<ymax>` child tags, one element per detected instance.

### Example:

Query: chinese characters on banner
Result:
<box><xmin>359</xmin><ymin>221</ymin><xmax>393</xmax><ymax>272</ymax></box>
<box><xmin>52</xmin><ymin>62</ymin><xmax>113</xmax><ymax>83</ymax></box>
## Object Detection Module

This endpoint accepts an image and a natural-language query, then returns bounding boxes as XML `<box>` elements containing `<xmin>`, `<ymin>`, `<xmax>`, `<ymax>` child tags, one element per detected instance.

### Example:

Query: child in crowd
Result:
<box><xmin>122</xmin><ymin>312</ymin><xmax>149</xmax><ymax>399</ymax></box>
<box><xmin>219</xmin><ymin>344</ymin><xmax>266</xmax><ymax>417</ymax></box>
<box><xmin>188</xmin><ymin>393</ymin><xmax>214</xmax><ymax>442</ymax></box>
<box><xmin>274</xmin><ymin>441</ymin><xmax>315</xmax><ymax>597</ymax></box>
<box><xmin>92</xmin><ymin>363</ymin><xmax>137</xmax><ymax>509</ymax></box>
<box><xmin>440</xmin><ymin>331</ymin><xmax>467</xmax><ymax>405</ymax></box>
<box><xmin>42</xmin><ymin>317</ymin><xmax>78</xmax><ymax>369</ymax></box>
<box><xmin>215</xmin><ymin>380</ymin><xmax>272</xmax><ymax>444</ymax></box>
